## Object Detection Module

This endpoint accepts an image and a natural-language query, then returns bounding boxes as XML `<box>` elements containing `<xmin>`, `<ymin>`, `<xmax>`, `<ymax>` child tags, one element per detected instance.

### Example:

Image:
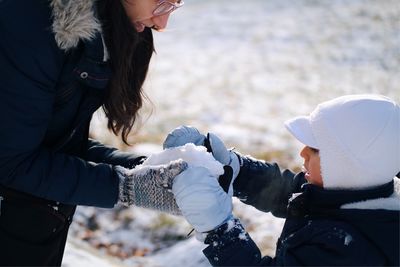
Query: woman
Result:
<box><xmin>0</xmin><ymin>0</ymin><xmax>185</xmax><ymax>265</ymax></box>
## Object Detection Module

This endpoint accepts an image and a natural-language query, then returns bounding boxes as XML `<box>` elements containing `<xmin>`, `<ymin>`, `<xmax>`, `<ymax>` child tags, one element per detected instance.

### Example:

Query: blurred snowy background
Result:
<box><xmin>63</xmin><ymin>0</ymin><xmax>400</xmax><ymax>266</ymax></box>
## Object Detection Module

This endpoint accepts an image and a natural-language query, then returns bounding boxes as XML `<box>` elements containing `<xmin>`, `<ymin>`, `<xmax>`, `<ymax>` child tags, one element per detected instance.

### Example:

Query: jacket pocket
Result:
<box><xmin>0</xmin><ymin>198</ymin><xmax>71</xmax><ymax>245</ymax></box>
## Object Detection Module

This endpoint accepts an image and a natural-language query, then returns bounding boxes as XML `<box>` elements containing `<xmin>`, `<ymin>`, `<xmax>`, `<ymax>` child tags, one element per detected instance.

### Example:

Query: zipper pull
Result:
<box><xmin>0</xmin><ymin>196</ymin><xmax>3</xmax><ymax>216</ymax></box>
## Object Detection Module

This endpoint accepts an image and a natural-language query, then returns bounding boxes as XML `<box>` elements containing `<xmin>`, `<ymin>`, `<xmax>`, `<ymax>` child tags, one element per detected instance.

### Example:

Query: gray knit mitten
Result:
<box><xmin>115</xmin><ymin>160</ymin><xmax>188</xmax><ymax>215</ymax></box>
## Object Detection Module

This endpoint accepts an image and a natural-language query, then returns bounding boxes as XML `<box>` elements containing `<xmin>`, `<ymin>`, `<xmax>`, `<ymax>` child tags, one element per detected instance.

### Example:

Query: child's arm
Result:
<box><xmin>163</xmin><ymin>125</ymin><xmax>307</xmax><ymax>218</ymax></box>
<box><xmin>202</xmin><ymin>217</ymin><xmax>368</xmax><ymax>267</ymax></box>
<box><xmin>233</xmin><ymin>154</ymin><xmax>306</xmax><ymax>218</ymax></box>
<box><xmin>171</xmin><ymin>166</ymin><xmax>279</xmax><ymax>266</ymax></box>
<box><xmin>202</xmin><ymin>217</ymin><xmax>277</xmax><ymax>266</ymax></box>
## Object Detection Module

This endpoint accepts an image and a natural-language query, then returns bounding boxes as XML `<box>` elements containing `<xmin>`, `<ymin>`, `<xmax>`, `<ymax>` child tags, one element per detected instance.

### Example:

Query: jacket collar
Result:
<box><xmin>50</xmin><ymin>0</ymin><xmax>108</xmax><ymax>60</ymax></box>
<box><xmin>342</xmin><ymin>178</ymin><xmax>400</xmax><ymax>211</ymax></box>
<box><xmin>288</xmin><ymin>179</ymin><xmax>397</xmax><ymax>217</ymax></box>
<box><xmin>49</xmin><ymin>0</ymin><xmax>111</xmax><ymax>88</ymax></box>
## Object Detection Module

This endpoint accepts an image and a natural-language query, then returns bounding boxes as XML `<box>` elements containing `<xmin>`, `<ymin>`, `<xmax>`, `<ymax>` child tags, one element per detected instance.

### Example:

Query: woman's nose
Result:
<box><xmin>152</xmin><ymin>13</ymin><xmax>171</xmax><ymax>30</ymax></box>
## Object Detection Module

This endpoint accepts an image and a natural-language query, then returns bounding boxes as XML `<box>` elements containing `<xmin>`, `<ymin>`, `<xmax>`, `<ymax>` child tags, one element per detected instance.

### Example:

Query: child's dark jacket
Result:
<box><xmin>203</xmin><ymin>156</ymin><xmax>400</xmax><ymax>266</ymax></box>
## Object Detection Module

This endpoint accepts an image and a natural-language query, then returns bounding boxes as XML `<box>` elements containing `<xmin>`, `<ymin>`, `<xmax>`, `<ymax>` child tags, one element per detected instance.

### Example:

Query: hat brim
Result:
<box><xmin>284</xmin><ymin>116</ymin><xmax>319</xmax><ymax>149</ymax></box>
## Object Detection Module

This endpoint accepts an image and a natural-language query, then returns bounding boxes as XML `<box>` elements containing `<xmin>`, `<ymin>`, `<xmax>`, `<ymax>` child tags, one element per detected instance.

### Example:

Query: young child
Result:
<box><xmin>165</xmin><ymin>94</ymin><xmax>400</xmax><ymax>266</ymax></box>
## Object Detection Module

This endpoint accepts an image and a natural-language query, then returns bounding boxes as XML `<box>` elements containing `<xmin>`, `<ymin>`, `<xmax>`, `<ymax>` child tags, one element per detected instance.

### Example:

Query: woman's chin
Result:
<box><xmin>134</xmin><ymin>22</ymin><xmax>146</xmax><ymax>32</ymax></box>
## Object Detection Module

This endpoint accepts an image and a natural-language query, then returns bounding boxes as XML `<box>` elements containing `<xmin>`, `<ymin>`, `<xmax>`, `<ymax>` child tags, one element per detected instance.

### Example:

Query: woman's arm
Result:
<box><xmin>86</xmin><ymin>139</ymin><xmax>146</xmax><ymax>168</ymax></box>
<box><xmin>0</xmin><ymin>1</ymin><xmax>119</xmax><ymax>208</ymax></box>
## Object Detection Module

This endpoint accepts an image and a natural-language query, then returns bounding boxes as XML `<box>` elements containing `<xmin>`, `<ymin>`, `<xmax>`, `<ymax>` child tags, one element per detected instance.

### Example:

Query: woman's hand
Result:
<box><xmin>115</xmin><ymin>160</ymin><xmax>188</xmax><ymax>215</ymax></box>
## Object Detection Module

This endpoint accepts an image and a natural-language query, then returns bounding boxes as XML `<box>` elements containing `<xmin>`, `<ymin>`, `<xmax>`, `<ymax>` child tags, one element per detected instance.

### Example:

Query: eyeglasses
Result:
<box><xmin>153</xmin><ymin>0</ymin><xmax>184</xmax><ymax>17</ymax></box>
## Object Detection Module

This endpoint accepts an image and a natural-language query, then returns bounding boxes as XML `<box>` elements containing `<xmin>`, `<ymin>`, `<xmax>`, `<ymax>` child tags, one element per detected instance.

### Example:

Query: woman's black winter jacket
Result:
<box><xmin>0</xmin><ymin>0</ymin><xmax>143</xmax><ymax>207</ymax></box>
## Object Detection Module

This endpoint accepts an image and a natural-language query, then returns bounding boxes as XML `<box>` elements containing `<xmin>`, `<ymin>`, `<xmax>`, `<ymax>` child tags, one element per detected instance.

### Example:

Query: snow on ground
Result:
<box><xmin>63</xmin><ymin>239</ymin><xmax>125</xmax><ymax>267</ymax></box>
<box><xmin>92</xmin><ymin>0</ymin><xmax>399</xmax><ymax>168</ymax></box>
<box><xmin>66</xmin><ymin>0</ymin><xmax>399</xmax><ymax>266</ymax></box>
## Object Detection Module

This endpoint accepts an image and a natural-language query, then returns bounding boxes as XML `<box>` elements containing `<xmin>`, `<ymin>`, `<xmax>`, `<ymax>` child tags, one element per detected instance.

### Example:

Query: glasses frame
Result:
<box><xmin>153</xmin><ymin>0</ymin><xmax>184</xmax><ymax>17</ymax></box>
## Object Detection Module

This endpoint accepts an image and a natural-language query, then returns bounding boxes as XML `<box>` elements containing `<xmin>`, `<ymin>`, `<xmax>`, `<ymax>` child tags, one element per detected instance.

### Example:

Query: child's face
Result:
<box><xmin>300</xmin><ymin>146</ymin><xmax>323</xmax><ymax>187</ymax></box>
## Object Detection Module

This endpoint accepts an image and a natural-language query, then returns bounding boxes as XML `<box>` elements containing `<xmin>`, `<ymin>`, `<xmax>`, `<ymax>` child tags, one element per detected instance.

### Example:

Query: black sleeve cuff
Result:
<box><xmin>203</xmin><ymin>218</ymin><xmax>262</xmax><ymax>266</ymax></box>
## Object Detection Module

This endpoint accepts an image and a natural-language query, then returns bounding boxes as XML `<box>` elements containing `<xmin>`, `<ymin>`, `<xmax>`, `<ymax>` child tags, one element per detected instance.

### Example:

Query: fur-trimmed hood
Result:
<box><xmin>50</xmin><ymin>0</ymin><xmax>102</xmax><ymax>51</ymax></box>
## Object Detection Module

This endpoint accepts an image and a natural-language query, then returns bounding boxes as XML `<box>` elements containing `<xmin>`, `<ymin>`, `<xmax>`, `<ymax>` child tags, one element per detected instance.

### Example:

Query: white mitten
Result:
<box><xmin>172</xmin><ymin>166</ymin><xmax>233</xmax><ymax>232</ymax></box>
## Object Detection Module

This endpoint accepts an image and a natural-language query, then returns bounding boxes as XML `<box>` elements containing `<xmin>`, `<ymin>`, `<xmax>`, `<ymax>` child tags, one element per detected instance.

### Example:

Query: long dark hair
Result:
<box><xmin>97</xmin><ymin>0</ymin><xmax>154</xmax><ymax>145</ymax></box>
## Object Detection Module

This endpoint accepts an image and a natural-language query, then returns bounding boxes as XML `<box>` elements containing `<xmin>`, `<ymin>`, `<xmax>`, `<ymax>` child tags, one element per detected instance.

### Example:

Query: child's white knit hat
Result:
<box><xmin>285</xmin><ymin>94</ymin><xmax>400</xmax><ymax>189</ymax></box>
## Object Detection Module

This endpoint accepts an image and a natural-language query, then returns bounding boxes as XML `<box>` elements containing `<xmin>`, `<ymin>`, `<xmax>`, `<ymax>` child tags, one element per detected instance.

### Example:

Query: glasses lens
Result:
<box><xmin>153</xmin><ymin>2</ymin><xmax>174</xmax><ymax>16</ymax></box>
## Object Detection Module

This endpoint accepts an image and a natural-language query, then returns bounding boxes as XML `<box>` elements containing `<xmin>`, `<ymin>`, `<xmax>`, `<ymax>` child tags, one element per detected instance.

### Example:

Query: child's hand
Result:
<box><xmin>163</xmin><ymin>125</ymin><xmax>206</xmax><ymax>149</ymax></box>
<box><xmin>205</xmin><ymin>133</ymin><xmax>241</xmax><ymax>196</ymax></box>
<box><xmin>163</xmin><ymin>125</ymin><xmax>241</xmax><ymax>196</ymax></box>
<box><xmin>172</xmin><ymin>166</ymin><xmax>233</xmax><ymax>233</ymax></box>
